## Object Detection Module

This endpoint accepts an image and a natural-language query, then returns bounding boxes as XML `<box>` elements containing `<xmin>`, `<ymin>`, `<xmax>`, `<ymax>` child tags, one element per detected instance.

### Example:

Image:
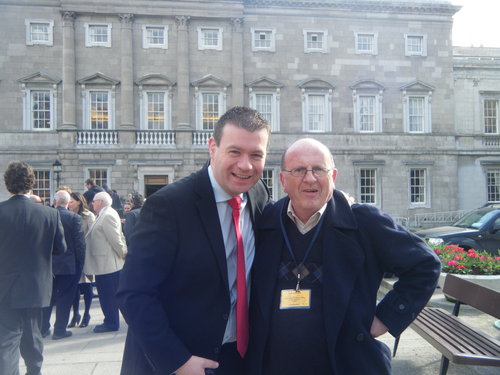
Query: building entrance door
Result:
<box><xmin>144</xmin><ymin>175</ymin><xmax>168</xmax><ymax>198</ymax></box>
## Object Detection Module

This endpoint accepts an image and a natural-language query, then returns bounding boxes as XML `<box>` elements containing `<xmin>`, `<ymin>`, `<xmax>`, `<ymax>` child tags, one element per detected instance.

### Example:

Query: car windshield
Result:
<box><xmin>454</xmin><ymin>208</ymin><xmax>498</xmax><ymax>229</ymax></box>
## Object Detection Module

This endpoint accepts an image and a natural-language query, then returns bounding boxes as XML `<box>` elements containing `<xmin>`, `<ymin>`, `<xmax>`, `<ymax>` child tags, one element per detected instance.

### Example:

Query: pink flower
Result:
<box><xmin>447</xmin><ymin>260</ymin><xmax>457</xmax><ymax>266</ymax></box>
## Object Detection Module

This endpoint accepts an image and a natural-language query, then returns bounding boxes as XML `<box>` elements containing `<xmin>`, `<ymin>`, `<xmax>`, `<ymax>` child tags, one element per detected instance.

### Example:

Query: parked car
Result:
<box><xmin>415</xmin><ymin>204</ymin><xmax>500</xmax><ymax>255</ymax></box>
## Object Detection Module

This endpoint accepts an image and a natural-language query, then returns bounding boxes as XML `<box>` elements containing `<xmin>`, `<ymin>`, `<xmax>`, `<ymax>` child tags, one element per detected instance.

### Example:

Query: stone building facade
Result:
<box><xmin>1</xmin><ymin>0</ymin><xmax>499</xmax><ymax>221</ymax></box>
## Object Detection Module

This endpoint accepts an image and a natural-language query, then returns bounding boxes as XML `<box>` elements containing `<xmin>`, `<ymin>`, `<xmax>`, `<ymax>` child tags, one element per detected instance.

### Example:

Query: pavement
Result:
<box><xmin>20</xmin><ymin>281</ymin><xmax>500</xmax><ymax>375</ymax></box>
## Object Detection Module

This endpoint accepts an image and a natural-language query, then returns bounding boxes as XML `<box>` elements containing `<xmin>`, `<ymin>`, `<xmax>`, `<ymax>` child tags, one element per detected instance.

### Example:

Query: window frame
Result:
<box><xmin>303</xmin><ymin>29</ymin><xmax>328</xmax><ymax>53</ymax></box>
<box><xmin>249</xmin><ymin>90</ymin><xmax>280</xmax><ymax>132</ymax></box>
<box><xmin>197</xmin><ymin>26</ymin><xmax>223</xmax><ymax>51</ymax></box>
<box><xmin>486</xmin><ymin>169</ymin><xmax>500</xmax><ymax>203</ymax></box>
<box><xmin>85</xmin><ymin>23</ymin><xmax>112</xmax><ymax>48</ymax></box>
<box><xmin>405</xmin><ymin>33</ymin><xmax>427</xmax><ymax>57</ymax></box>
<box><xmin>140</xmin><ymin>89</ymin><xmax>172</xmax><ymax>130</ymax></box>
<box><xmin>483</xmin><ymin>98</ymin><xmax>499</xmax><ymax>135</ymax></box>
<box><xmin>355</xmin><ymin>32</ymin><xmax>377</xmax><ymax>55</ymax></box>
<box><xmin>302</xmin><ymin>91</ymin><xmax>332</xmax><ymax>132</ymax></box>
<box><xmin>251</xmin><ymin>28</ymin><xmax>276</xmax><ymax>52</ymax></box>
<box><xmin>82</xmin><ymin>89</ymin><xmax>114</xmax><ymax>130</ymax></box>
<box><xmin>32</xmin><ymin>169</ymin><xmax>52</xmax><ymax>204</ymax></box>
<box><xmin>142</xmin><ymin>25</ymin><xmax>168</xmax><ymax>49</ymax></box>
<box><xmin>85</xmin><ymin>167</ymin><xmax>110</xmax><ymax>188</ymax></box>
<box><xmin>196</xmin><ymin>90</ymin><xmax>225</xmax><ymax>131</ymax></box>
<box><xmin>357</xmin><ymin>167</ymin><xmax>380</xmax><ymax>206</ymax></box>
<box><xmin>408</xmin><ymin>167</ymin><xmax>430</xmax><ymax>208</ymax></box>
<box><xmin>25</xmin><ymin>19</ymin><xmax>54</xmax><ymax>46</ymax></box>
<box><xmin>353</xmin><ymin>93</ymin><xmax>382</xmax><ymax>133</ymax></box>
<box><xmin>404</xmin><ymin>94</ymin><xmax>432</xmax><ymax>133</ymax></box>
<box><xmin>22</xmin><ymin>86</ymin><xmax>56</xmax><ymax>131</ymax></box>
<box><xmin>262</xmin><ymin>168</ymin><xmax>279</xmax><ymax>201</ymax></box>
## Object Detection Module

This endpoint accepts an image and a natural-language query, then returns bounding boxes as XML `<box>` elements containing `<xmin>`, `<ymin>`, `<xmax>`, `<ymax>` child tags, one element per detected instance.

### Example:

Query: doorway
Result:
<box><xmin>144</xmin><ymin>175</ymin><xmax>168</xmax><ymax>198</ymax></box>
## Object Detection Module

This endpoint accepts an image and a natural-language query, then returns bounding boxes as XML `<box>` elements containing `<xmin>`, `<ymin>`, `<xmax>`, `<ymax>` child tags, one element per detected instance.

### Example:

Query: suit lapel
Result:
<box><xmin>194</xmin><ymin>168</ymin><xmax>229</xmax><ymax>290</ymax></box>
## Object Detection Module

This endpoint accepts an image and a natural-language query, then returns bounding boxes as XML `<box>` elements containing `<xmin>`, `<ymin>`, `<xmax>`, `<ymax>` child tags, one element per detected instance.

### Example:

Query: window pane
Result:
<box><xmin>357</xmin><ymin>34</ymin><xmax>374</xmax><ymax>52</ymax></box>
<box><xmin>146</xmin><ymin>27</ymin><xmax>164</xmax><ymax>45</ymax></box>
<box><xmin>147</xmin><ymin>92</ymin><xmax>165</xmax><ymax>130</ymax></box>
<box><xmin>484</xmin><ymin>99</ymin><xmax>498</xmax><ymax>134</ymax></box>
<box><xmin>255</xmin><ymin>94</ymin><xmax>273</xmax><ymax>125</ymax></box>
<box><xmin>360</xmin><ymin>168</ymin><xmax>376</xmax><ymax>204</ymax></box>
<box><xmin>89</xmin><ymin>25</ymin><xmax>108</xmax><ymax>43</ymax></box>
<box><xmin>410</xmin><ymin>168</ymin><xmax>426</xmax><ymax>204</ymax></box>
<box><xmin>262</xmin><ymin>169</ymin><xmax>274</xmax><ymax>200</ymax></box>
<box><xmin>90</xmin><ymin>91</ymin><xmax>109</xmax><ymax>130</ymax></box>
<box><xmin>307</xmin><ymin>95</ymin><xmax>326</xmax><ymax>131</ymax></box>
<box><xmin>31</xmin><ymin>23</ymin><xmax>49</xmax><ymax>42</ymax></box>
<box><xmin>203</xmin><ymin>29</ymin><xmax>219</xmax><ymax>46</ymax></box>
<box><xmin>254</xmin><ymin>30</ymin><xmax>271</xmax><ymax>48</ymax></box>
<box><xmin>31</xmin><ymin>90</ymin><xmax>51</xmax><ymax>129</ymax></box>
<box><xmin>359</xmin><ymin>95</ymin><xmax>375</xmax><ymax>131</ymax></box>
<box><xmin>202</xmin><ymin>93</ymin><xmax>219</xmax><ymax>130</ymax></box>
<box><xmin>307</xmin><ymin>32</ymin><xmax>323</xmax><ymax>49</ymax></box>
<box><xmin>409</xmin><ymin>97</ymin><xmax>424</xmax><ymax>132</ymax></box>
<box><xmin>33</xmin><ymin>170</ymin><xmax>51</xmax><ymax>204</ymax></box>
<box><xmin>407</xmin><ymin>36</ymin><xmax>423</xmax><ymax>53</ymax></box>
<box><xmin>89</xmin><ymin>169</ymin><xmax>108</xmax><ymax>187</ymax></box>
<box><xmin>487</xmin><ymin>170</ymin><xmax>500</xmax><ymax>202</ymax></box>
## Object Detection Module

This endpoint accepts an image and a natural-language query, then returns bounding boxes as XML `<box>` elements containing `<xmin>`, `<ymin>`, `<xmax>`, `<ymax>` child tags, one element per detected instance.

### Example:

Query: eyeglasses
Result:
<box><xmin>282</xmin><ymin>167</ymin><xmax>330</xmax><ymax>178</ymax></box>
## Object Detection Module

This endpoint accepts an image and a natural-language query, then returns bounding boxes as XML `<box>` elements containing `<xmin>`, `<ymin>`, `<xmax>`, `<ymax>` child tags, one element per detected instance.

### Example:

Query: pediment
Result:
<box><xmin>77</xmin><ymin>72</ymin><xmax>120</xmax><ymax>86</ymax></box>
<box><xmin>400</xmin><ymin>80</ymin><xmax>435</xmax><ymax>92</ymax></box>
<box><xmin>136</xmin><ymin>74</ymin><xmax>175</xmax><ymax>87</ymax></box>
<box><xmin>246</xmin><ymin>76</ymin><xmax>284</xmax><ymax>89</ymax></box>
<box><xmin>18</xmin><ymin>72</ymin><xmax>61</xmax><ymax>85</ymax></box>
<box><xmin>191</xmin><ymin>74</ymin><xmax>230</xmax><ymax>88</ymax></box>
<box><xmin>349</xmin><ymin>79</ymin><xmax>385</xmax><ymax>91</ymax></box>
<box><xmin>297</xmin><ymin>78</ymin><xmax>334</xmax><ymax>90</ymax></box>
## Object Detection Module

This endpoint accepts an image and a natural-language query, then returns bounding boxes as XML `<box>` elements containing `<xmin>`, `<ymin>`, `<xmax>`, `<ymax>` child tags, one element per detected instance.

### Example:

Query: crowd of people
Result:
<box><xmin>0</xmin><ymin>106</ymin><xmax>441</xmax><ymax>375</ymax></box>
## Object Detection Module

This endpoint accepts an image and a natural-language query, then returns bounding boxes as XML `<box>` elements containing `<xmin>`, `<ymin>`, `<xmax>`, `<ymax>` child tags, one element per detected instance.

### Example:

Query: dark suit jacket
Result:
<box><xmin>0</xmin><ymin>195</ymin><xmax>66</xmax><ymax>308</ymax></box>
<box><xmin>117</xmin><ymin>166</ymin><xmax>269</xmax><ymax>375</ymax></box>
<box><xmin>248</xmin><ymin>190</ymin><xmax>441</xmax><ymax>375</ymax></box>
<box><xmin>53</xmin><ymin>206</ymin><xmax>85</xmax><ymax>275</ymax></box>
<box><xmin>122</xmin><ymin>207</ymin><xmax>141</xmax><ymax>247</ymax></box>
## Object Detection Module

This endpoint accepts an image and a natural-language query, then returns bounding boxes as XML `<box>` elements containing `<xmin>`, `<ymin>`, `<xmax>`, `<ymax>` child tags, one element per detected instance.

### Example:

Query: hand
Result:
<box><xmin>370</xmin><ymin>316</ymin><xmax>389</xmax><ymax>338</ymax></box>
<box><xmin>175</xmin><ymin>355</ymin><xmax>219</xmax><ymax>375</ymax></box>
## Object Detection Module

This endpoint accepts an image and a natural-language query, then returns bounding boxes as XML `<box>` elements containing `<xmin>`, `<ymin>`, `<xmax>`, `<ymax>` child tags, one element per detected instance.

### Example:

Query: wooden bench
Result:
<box><xmin>393</xmin><ymin>274</ymin><xmax>500</xmax><ymax>375</ymax></box>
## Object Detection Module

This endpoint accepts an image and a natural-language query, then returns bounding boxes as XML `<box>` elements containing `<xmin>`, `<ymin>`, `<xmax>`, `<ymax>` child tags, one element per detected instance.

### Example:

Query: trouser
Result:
<box><xmin>0</xmin><ymin>305</ymin><xmax>43</xmax><ymax>375</ymax></box>
<box><xmin>72</xmin><ymin>282</ymin><xmax>93</xmax><ymax>317</ymax></box>
<box><xmin>42</xmin><ymin>273</ymin><xmax>80</xmax><ymax>335</ymax></box>
<box><xmin>95</xmin><ymin>270</ymin><xmax>121</xmax><ymax>329</ymax></box>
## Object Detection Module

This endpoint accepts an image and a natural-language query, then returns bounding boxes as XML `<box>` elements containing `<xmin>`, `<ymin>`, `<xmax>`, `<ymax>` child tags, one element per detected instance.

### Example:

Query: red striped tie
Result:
<box><xmin>228</xmin><ymin>196</ymin><xmax>249</xmax><ymax>358</ymax></box>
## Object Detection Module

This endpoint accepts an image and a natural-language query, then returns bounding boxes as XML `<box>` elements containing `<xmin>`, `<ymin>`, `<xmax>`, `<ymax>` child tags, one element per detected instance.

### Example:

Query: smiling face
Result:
<box><xmin>209</xmin><ymin>123</ymin><xmax>269</xmax><ymax>197</ymax></box>
<box><xmin>280</xmin><ymin>139</ymin><xmax>338</xmax><ymax>223</ymax></box>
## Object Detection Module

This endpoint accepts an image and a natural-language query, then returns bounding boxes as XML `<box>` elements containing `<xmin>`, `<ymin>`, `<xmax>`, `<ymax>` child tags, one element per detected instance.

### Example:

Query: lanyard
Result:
<box><xmin>279</xmin><ymin>202</ymin><xmax>326</xmax><ymax>291</ymax></box>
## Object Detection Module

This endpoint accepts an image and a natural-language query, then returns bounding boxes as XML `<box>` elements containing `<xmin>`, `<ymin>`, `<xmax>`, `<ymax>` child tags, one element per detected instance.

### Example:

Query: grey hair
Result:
<box><xmin>54</xmin><ymin>190</ymin><xmax>70</xmax><ymax>205</ymax></box>
<box><xmin>94</xmin><ymin>191</ymin><xmax>112</xmax><ymax>206</ymax></box>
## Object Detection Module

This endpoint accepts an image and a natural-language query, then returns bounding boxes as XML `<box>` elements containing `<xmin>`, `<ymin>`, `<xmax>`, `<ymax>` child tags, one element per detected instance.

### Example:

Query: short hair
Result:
<box><xmin>85</xmin><ymin>178</ymin><xmax>95</xmax><ymax>186</ymax></box>
<box><xmin>54</xmin><ymin>190</ymin><xmax>70</xmax><ymax>205</ymax></box>
<box><xmin>56</xmin><ymin>185</ymin><xmax>72</xmax><ymax>194</ymax></box>
<box><xmin>94</xmin><ymin>191</ymin><xmax>112</xmax><ymax>206</ymax></box>
<box><xmin>130</xmin><ymin>193</ymin><xmax>144</xmax><ymax>209</ymax></box>
<box><xmin>70</xmin><ymin>192</ymin><xmax>89</xmax><ymax>215</ymax></box>
<box><xmin>213</xmin><ymin>106</ymin><xmax>270</xmax><ymax>146</ymax></box>
<box><xmin>4</xmin><ymin>161</ymin><xmax>36</xmax><ymax>194</ymax></box>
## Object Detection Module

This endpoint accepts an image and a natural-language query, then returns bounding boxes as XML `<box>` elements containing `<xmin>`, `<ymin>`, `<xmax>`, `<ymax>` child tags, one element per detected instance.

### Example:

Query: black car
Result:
<box><xmin>415</xmin><ymin>205</ymin><xmax>500</xmax><ymax>255</ymax></box>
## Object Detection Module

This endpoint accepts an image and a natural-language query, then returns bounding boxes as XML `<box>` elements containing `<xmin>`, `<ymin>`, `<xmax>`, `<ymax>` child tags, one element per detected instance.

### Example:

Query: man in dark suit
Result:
<box><xmin>0</xmin><ymin>161</ymin><xmax>66</xmax><ymax>375</ymax></box>
<box><xmin>248</xmin><ymin>138</ymin><xmax>441</xmax><ymax>375</ymax></box>
<box><xmin>83</xmin><ymin>178</ymin><xmax>103</xmax><ymax>214</ymax></box>
<box><xmin>41</xmin><ymin>190</ymin><xmax>86</xmax><ymax>340</ymax></box>
<box><xmin>117</xmin><ymin>106</ymin><xmax>271</xmax><ymax>375</ymax></box>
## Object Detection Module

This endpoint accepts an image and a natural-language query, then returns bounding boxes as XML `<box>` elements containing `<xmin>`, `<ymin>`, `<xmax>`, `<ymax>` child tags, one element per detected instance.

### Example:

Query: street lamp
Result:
<box><xmin>53</xmin><ymin>159</ymin><xmax>62</xmax><ymax>187</ymax></box>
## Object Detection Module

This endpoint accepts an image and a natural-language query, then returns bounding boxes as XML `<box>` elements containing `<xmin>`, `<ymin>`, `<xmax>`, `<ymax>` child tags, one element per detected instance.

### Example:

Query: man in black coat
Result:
<box><xmin>41</xmin><ymin>190</ymin><xmax>86</xmax><ymax>340</ymax></box>
<box><xmin>122</xmin><ymin>192</ymin><xmax>144</xmax><ymax>247</ymax></box>
<box><xmin>117</xmin><ymin>107</ymin><xmax>271</xmax><ymax>375</ymax></box>
<box><xmin>0</xmin><ymin>161</ymin><xmax>66</xmax><ymax>375</ymax></box>
<box><xmin>83</xmin><ymin>178</ymin><xmax>103</xmax><ymax>213</ymax></box>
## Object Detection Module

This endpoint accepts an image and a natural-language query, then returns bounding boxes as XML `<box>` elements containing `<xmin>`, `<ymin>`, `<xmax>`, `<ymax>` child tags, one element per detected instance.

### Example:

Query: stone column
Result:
<box><xmin>119</xmin><ymin>14</ymin><xmax>134</xmax><ymax>129</ymax></box>
<box><xmin>61</xmin><ymin>11</ymin><xmax>76</xmax><ymax>129</ymax></box>
<box><xmin>175</xmin><ymin>16</ymin><xmax>191</xmax><ymax>129</ymax></box>
<box><xmin>231</xmin><ymin>18</ymin><xmax>244</xmax><ymax>106</ymax></box>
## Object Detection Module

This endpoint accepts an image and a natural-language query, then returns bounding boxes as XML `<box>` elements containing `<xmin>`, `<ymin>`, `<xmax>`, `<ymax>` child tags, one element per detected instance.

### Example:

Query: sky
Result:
<box><xmin>452</xmin><ymin>0</ymin><xmax>500</xmax><ymax>47</ymax></box>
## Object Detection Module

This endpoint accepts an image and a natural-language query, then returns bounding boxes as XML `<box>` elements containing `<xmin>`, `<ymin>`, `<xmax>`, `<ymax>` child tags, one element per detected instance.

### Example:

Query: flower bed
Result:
<box><xmin>432</xmin><ymin>244</ymin><xmax>500</xmax><ymax>275</ymax></box>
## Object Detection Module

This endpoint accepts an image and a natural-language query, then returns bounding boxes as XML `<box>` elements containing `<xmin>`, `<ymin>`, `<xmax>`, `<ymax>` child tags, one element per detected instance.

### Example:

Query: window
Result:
<box><xmin>85</xmin><ymin>23</ymin><xmax>112</xmax><ymax>47</ymax></box>
<box><xmin>25</xmin><ymin>19</ymin><xmax>54</xmax><ymax>46</ymax></box>
<box><xmin>262</xmin><ymin>169</ymin><xmax>278</xmax><ymax>201</ymax></box>
<box><xmin>303</xmin><ymin>93</ymin><xmax>331</xmax><ymax>132</ymax></box>
<box><xmin>88</xmin><ymin>91</ymin><xmax>110</xmax><ymax>129</ymax></box>
<box><xmin>303</xmin><ymin>30</ymin><xmax>327</xmax><ymax>53</ymax></box>
<box><xmin>356</xmin><ymin>95</ymin><xmax>382</xmax><ymax>132</ymax></box>
<box><xmin>197</xmin><ymin>27</ymin><xmax>223</xmax><ymax>50</ymax></box>
<box><xmin>33</xmin><ymin>169</ymin><xmax>51</xmax><ymax>204</ymax></box>
<box><xmin>23</xmin><ymin>89</ymin><xmax>54</xmax><ymax>130</ymax></box>
<box><xmin>403</xmin><ymin>95</ymin><xmax>431</xmax><ymax>133</ymax></box>
<box><xmin>359</xmin><ymin>168</ymin><xmax>377</xmax><ymax>205</ymax></box>
<box><xmin>142</xmin><ymin>25</ymin><xmax>168</xmax><ymax>49</ymax></box>
<box><xmin>87</xmin><ymin>168</ymin><xmax>109</xmax><ymax>187</ymax></box>
<box><xmin>487</xmin><ymin>170</ymin><xmax>500</xmax><ymax>202</ymax></box>
<box><xmin>251</xmin><ymin>28</ymin><xmax>276</xmax><ymax>52</ymax></box>
<box><xmin>409</xmin><ymin>168</ymin><xmax>428</xmax><ymax>206</ymax></box>
<box><xmin>197</xmin><ymin>92</ymin><xmax>223</xmax><ymax>130</ymax></box>
<box><xmin>405</xmin><ymin>34</ymin><xmax>427</xmax><ymax>56</ymax></box>
<box><xmin>250</xmin><ymin>92</ymin><xmax>280</xmax><ymax>131</ymax></box>
<box><xmin>484</xmin><ymin>99</ymin><xmax>499</xmax><ymax>134</ymax></box>
<box><xmin>142</xmin><ymin>91</ymin><xmax>170</xmax><ymax>130</ymax></box>
<box><xmin>355</xmin><ymin>33</ymin><xmax>377</xmax><ymax>55</ymax></box>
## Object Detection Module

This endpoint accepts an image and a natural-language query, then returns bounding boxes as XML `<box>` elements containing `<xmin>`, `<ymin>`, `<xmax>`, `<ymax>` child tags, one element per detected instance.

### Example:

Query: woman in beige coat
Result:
<box><xmin>84</xmin><ymin>192</ymin><xmax>127</xmax><ymax>332</ymax></box>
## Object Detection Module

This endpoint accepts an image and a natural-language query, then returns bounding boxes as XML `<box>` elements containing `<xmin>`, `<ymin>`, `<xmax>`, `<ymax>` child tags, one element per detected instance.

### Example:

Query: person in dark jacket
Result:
<box><xmin>83</xmin><ymin>178</ymin><xmax>103</xmax><ymax>214</ymax></box>
<box><xmin>41</xmin><ymin>190</ymin><xmax>86</xmax><ymax>340</ymax></box>
<box><xmin>0</xmin><ymin>161</ymin><xmax>66</xmax><ymax>375</ymax></box>
<box><xmin>122</xmin><ymin>193</ymin><xmax>144</xmax><ymax>247</ymax></box>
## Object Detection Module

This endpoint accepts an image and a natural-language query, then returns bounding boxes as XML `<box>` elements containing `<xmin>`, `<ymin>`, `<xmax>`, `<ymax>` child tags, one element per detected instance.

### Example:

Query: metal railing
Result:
<box><xmin>136</xmin><ymin>131</ymin><xmax>176</xmax><ymax>146</ymax></box>
<box><xmin>76</xmin><ymin>131</ymin><xmax>118</xmax><ymax>145</ymax></box>
<box><xmin>412</xmin><ymin>210</ymin><xmax>469</xmax><ymax>228</ymax></box>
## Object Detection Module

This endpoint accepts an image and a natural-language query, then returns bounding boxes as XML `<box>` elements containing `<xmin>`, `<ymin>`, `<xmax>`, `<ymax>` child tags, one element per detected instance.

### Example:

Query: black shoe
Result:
<box><xmin>79</xmin><ymin>314</ymin><xmax>90</xmax><ymax>328</ymax></box>
<box><xmin>52</xmin><ymin>331</ymin><xmax>72</xmax><ymax>340</ymax></box>
<box><xmin>41</xmin><ymin>329</ymin><xmax>51</xmax><ymax>338</ymax></box>
<box><xmin>68</xmin><ymin>314</ymin><xmax>81</xmax><ymax>328</ymax></box>
<box><xmin>93</xmin><ymin>324</ymin><xmax>118</xmax><ymax>333</ymax></box>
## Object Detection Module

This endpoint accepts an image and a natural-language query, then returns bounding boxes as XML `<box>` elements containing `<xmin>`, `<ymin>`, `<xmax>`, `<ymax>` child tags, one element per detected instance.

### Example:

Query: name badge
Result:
<box><xmin>279</xmin><ymin>289</ymin><xmax>311</xmax><ymax>309</ymax></box>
